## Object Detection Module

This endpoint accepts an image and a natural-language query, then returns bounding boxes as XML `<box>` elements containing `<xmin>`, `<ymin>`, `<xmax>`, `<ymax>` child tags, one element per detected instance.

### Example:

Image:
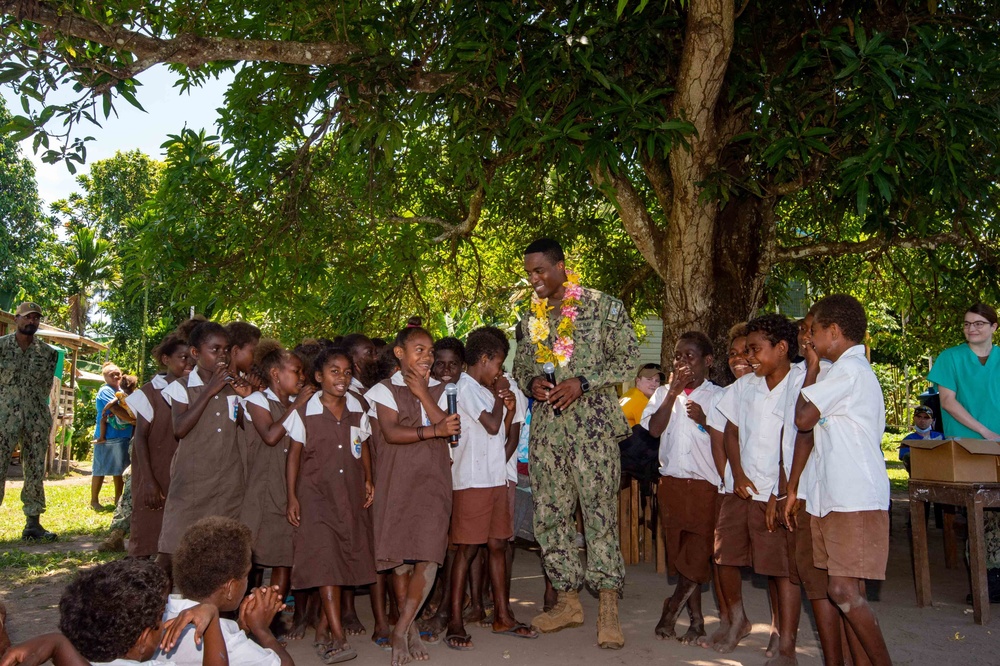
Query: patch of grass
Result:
<box><xmin>882</xmin><ymin>433</ymin><xmax>910</xmax><ymax>495</ymax></box>
<box><xmin>0</xmin><ymin>550</ymin><xmax>120</xmax><ymax>587</ymax></box>
<box><xmin>0</xmin><ymin>481</ymin><xmax>117</xmax><ymax>546</ymax></box>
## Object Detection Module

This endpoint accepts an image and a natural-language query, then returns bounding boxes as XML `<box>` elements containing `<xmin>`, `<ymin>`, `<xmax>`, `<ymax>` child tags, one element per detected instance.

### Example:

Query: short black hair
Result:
<box><xmin>293</xmin><ymin>340</ymin><xmax>325</xmax><ymax>387</ymax></box>
<box><xmin>677</xmin><ymin>331</ymin><xmax>713</xmax><ymax>358</ymax></box>
<box><xmin>433</xmin><ymin>337</ymin><xmax>466</xmax><ymax>364</ymax></box>
<box><xmin>375</xmin><ymin>344</ymin><xmax>400</xmax><ymax>381</ymax></box>
<box><xmin>173</xmin><ymin>516</ymin><xmax>252</xmax><ymax>601</ymax></box>
<box><xmin>394</xmin><ymin>320</ymin><xmax>433</xmax><ymax>350</ymax></box>
<box><xmin>254</xmin><ymin>338</ymin><xmax>289</xmax><ymax>381</ymax></box>
<box><xmin>152</xmin><ymin>333</ymin><xmax>188</xmax><ymax>366</ymax></box>
<box><xmin>59</xmin><ymin>559</ymin><xmax>169</xmax><ymax>662</ymax></box>
<box><xmin>746</xmin><ymin>313</ymin><xmax>799</xmax><ymax>360</ymax></box>
<box><xmin>523</xmin><ymin>238</ymin><xmax>565</xmax><ymax>264</ymax></box>
<box><xmin>813</xmin><ymin>294</ymin><xmax>867</xmax><ymax>343</ymax></box>
<box><xmin>225</xmin><ymin>321</ymin><xmax>262</xmax><ymax>348</ymax></box>
<box><xmin>314</xmin><ymin>346</ymin><xmax>352</xmax><ymax>379</ymax></box>
<box><xmin>342</xmin><ymin>333</ymin><xmax>374</xmax><ymax>358</ymax></box>
<box><xmin>188</xmin><ymin>321</ymin><xmax>228</xmax><ymax>350</ymax></box>
<box><xmin>465</xmin><ymin>326</ymin><xmax>510</xmax><ymax>366</ymax></box>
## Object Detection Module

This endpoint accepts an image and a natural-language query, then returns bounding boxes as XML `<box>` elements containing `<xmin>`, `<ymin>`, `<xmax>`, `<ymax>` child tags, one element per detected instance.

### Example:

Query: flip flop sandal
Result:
<box><xmin>419</xmin><ymin>630</ymin><xmax>441</xmax><ymax>645</ymax></box>
<box><xmin>478</xmin><ymin>609</ymin><xmax>495</xmax><ymax>628</ymax></box>
<box><xmin>373</xmin><ymin>636</ymin><xmax>392</xmax><ymax>652</ymax></box>
<box><xmin>313</xmin><ymin>641</ymin><xmax>331</xmax><ymax>658</ymax></box>
<box><xmin>493</xmin><ymin>622</ymin><xmax>539</xmax><ymax>639</ymax></box>
<box><xmin>445</xmin><ymin>633</ymin><xmax>475</xmax><ymax>651</ymax></box>
<box><xmin>322</xmin><ymin>644</ymin><xmax>358</xmax><ymax>664</ymax></box>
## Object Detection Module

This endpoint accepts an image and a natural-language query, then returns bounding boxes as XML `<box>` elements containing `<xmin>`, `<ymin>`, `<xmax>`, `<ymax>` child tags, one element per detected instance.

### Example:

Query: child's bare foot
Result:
<box><xmin>372</xmin><ymin>625</ymin><xmax>392</xmax><ymax>651</ymax></box>
<box><xmin>712</xmin><ymin>617</ymin><xmax>751</xmax><ymax>654</ymax></box>
<box><xmin>765</xmin><ymin>628</ymin><xmax>780</xmax><ymax>657</ymax></box>
<box><xmin>444</xmin><ymin>618</ymin><xmax>473</xmax><ymax>651</ymax></box>
<box><xmin>679</xmin><ymin>621</ymin><xmax>706</xmax><ymax>645</ymax></box>
<box><xmin>390</xmin><ymin>630</ymin><xmax>411</xmax><ymax>666</ymax></box>
<box><xmin>342</xmin><ymin>611</ymin><xmax>366</xmax><ymax>636</ymax></box>
<box><xmin>285</xmin><ymin>615</ymin><xmax>309</xmax><ymax>640</ymax></box>
<box><xmin>407</xmin><ymin>623</ymin><xmax>431</xmax><ymax>660</ymax></box>
<box><xmin>320</xmin><ymin>637</ymin><xmax>356</xmax><ymax>664</ymax></box>
<box><xmin>90</xmin><ymin>501</ymin><xmax>103</xmax><ymax>511</ymax></box>
<box><xmin>417</xmin><ymin>612</ymin><xmax>447</xmax><ymax>637</ymax></box>
<box><xmin>654</xmin><ymin>598</ymin><xmax>681</xmax><ymax>640</ymax></box>
<box><xmin>696</xmin><ymin>616</ymin><xmax>729</xmax><ymax>648</ymax></box>
<box><xmin>461</xmin><ymin>603</ymin><xmax>484</xmax><ymax>623</ymax></box>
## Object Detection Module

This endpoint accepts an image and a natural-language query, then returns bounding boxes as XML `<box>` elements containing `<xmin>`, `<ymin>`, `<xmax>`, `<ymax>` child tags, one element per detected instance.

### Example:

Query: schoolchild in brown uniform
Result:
<box><xmin>157</xmin><ymin>322</ymin><xmax>251</xmax><ymax>574</ymax></box>
<box><xmin>285</xmin><ymin>347</ymin><xmax>375</xmax><ymax>665</ymax></box>
<box><xmin>240</xmin><ymin>339</ymin><xmax>316</xmax><ymax>633</ymax></box>
<box><xmin>125</xmin><ymin>333</ymin><xmax>191</xmax><ymax>559</ymax></box>
<box><xmin>365</xmin><ymin>325</ymin><xmax>461</xmax><ymax>666</ymax></box>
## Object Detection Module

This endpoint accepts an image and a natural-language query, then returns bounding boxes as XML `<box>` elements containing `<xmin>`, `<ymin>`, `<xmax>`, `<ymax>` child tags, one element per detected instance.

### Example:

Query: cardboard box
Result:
<box><xmin>908</xmin><ymin>438</ymin><xmax>1000</xmax><ymax>483</ymax></box>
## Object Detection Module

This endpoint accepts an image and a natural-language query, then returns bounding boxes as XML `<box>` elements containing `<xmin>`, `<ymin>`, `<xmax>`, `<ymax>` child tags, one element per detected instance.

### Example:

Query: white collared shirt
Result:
<box><xmin>800</xmin><ymin>345</ymin><xmax>889</xmax><ymax>517</ymax></box>
<box><xmin>155</xmin><ymin>596</ymin><xmax>279</xmax><ymax>666</ymax></box>
<box><xmin>243</xmin><ymin>388</ymin><xmax>281</xmax><ymax>422</ymax></box>
<box><xmin>95</xmin><ymin>659</ymin><xmax>175</xmax><ymax>666</ymax></box>
<box><xmin>364</xmin><ymin>371</ymin><xmax>448</xmax><ymax>425</ymax></box>
<box><xmin>350</xmin><ymin>376</ymin><xmax>365</xmax><ymax>393</ymax></box>
<box><xmin>283</xmin><ymin>392</ymin><xmax>370</xmax><ymax>459</ymax></box>
<box><xmin>716</xmin><ymin>371</ymin><xmax>794</xmax><ymax>501</ymax></box>
<box><xmin>642</xmin><ymin>381</ymin><xmax>724</xmax><ymax>484</ymax></box>
<box><xmin>126</xmin><ymin>374</ymin><xmax>169</xmax><ymax>423</ymax></box>
<box><xmin>162</xmin><ymin>370</ymin><xmax>239</xmax><ymax>423</ymax></box>
<box><xmin>452</xmin><ymin>373</ymin><xmax>509</xmax><ymax>490</ymax></box>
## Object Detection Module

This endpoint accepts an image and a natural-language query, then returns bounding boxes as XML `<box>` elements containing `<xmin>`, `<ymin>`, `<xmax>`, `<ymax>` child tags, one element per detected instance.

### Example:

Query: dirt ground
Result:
<box><xmin>2</xmin><ymin>495</ymin><xmax>995</xmax><ymax>665</ymax></box>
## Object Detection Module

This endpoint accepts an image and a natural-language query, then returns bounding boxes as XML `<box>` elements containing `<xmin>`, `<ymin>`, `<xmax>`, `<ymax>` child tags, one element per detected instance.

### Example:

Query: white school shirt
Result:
<box><xmin>800</xmin><ymin>345</ymin><xmax>889</xmax><ymax>517</ymax></box>
<box><xmin>155</xmin><ymin>596</ymin><xmax>280</xmax><ymax>666</ymax></box>
<box><xmin>505</xmin><ymin>375</ymin><xmax>528</xmax><ymax>483</ymax></box>
<box><xmin>242</xmin><ymin>388</ymin><xmax>282</xmax><ymax>422</ymax></box>
<box><xmin>364</xmin><ymin>371</ymin><xmax>449</xmax><ymax>426</ymax></box>
<box><xmin>641</xmin><ymin>381</ymin><xmax>724</xmax><ymax>485</ymax></box>
<box><xmin>784</xmin><ymin>360</ymin><xmax>832</xmax><ymax>507</ymax></box>
<box><xmin>94</xmin><ymin>660</ymin><xmax>176</xmax><ymax>666</ymax></box>
<box><xmin>451</xmin><ymin>372</ymin><xmax>509</xmax><ymax>490</ymax></box>
<box><xmin>350</xmin><ymin>376</ymin><xmax>365</xmax><ymax>393</ymax></box>
<box><xmin>284</xmin><ymin>392</ymin><xmax>370</xmax><ymax>461</ymax></box>
<box><xmin>162</xmin><ymin>370</ymin><xmax>240</xmax><ymax>422</ymax></box>
<box><xmin>707</xmin><ymin>382</ymin><xmax>737</xmax><ymax>493</ymax></box>
<box><xmin>716</xmin><ymin>371</ymin><xmax>794</xmax><ymax>502</ymax></box>
<box><xmin>126</xmin><ymin>374</ymin><xmax>170</xmax><ymax>423</ymax></box>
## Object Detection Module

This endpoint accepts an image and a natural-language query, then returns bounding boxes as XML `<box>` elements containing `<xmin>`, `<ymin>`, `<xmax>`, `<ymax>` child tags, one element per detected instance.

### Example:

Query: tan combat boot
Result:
<box><xmin>597</xmin><ymin>589</ymin><xmax>624</xmax><ymax>649</ymax></box>
<box><xmin>98</xmin><ymin>528</ymin><xmax>126</xmax><ymax>552</ymax></box>
<box><xmin>531</xmin><ymin>589</ymin><xmax>584</xmax><ymax>633</ymax></box>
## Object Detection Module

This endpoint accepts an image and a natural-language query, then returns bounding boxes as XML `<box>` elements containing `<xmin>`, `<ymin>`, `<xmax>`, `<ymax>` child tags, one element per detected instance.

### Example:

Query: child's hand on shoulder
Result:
<box><xmin>231</xmin><ymin>376</ymin><xmax>253</xmax><ymax>399</ymax></box>
<box><xmin>162</xmin><ymin>603</ymin><xmax>220</xmax><ymax>652</ymax></box>
<box><xmin>0</xmin><ymin>633</ymin><xmax>83</xmax><ymax>666</ymax></box>
<box><xmin>290</xmin><ymin>384</ymin><xmax>317</xmax><ymax>410</ymax></box>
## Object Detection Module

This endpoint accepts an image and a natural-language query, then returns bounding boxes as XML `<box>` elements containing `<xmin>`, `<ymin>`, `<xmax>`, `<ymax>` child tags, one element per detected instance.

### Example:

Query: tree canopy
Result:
<box><xmin>2</xmin><ymin>0</ymin><xmax>999</xmax><ymax>365</ymax></box>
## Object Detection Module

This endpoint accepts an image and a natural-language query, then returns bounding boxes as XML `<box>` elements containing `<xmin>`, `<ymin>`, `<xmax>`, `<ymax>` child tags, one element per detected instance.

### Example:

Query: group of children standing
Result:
<box><xmin>0</xmin><ymin>293</ymin><xmax>893</xmax><ymax>666</ymax></box>
<box><xmin>645</xmin><ymin>294</ymin><xmax>892</xmax><ymax>666</ymax></box>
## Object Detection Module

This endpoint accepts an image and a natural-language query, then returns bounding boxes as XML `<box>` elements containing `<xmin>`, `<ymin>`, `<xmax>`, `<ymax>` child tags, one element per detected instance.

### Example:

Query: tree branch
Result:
<box><xmin>774</xmin><ymin>231</ymin><xmax>967</xmax><ymax>261</ymax></box>
<box><xmin>590</xmin><ymin>163</ymin><xmax>667</xmax><ymax>279</ymax></box>
<box><xmin>1</xmin><ymin>0</ymin><xmax>361</xmax><ymax>68</ymax></box>
<box><xmin>383</xmin><ymin>184</ymin><xmax>485</xmax><ymax>243</ymax></box>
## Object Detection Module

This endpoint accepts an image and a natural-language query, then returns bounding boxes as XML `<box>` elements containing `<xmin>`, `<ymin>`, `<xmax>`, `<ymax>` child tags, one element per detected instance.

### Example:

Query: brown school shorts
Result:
<box><xmin>714</xmin><ymin>493</ymin><xmax>790</xmax><ymax>577</ymax></box>
<box><xmin>812</xmin><ymin>510</ymin><xmax>889</xmax><ymax>581</ymax></box>
<box><xmin>786</xmin><ymin>500</ymin><xmax>829</xmax><ymax>600</ymax></box>
<box><xmin>451</xmin><ymin>485</ymin><xmax>513</xmax><ymax>545</ymax></box>
<box><xmin>658</xmin><ymin>476</ymin><xmax>719</xmax><ymax>584</ymax></box>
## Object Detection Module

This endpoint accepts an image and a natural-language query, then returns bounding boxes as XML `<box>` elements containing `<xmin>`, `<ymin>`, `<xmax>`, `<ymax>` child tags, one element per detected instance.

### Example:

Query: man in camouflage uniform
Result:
<box><xmin>513</xmin><ymin>238</ymin><xmax>639</xmax><ymax>649</ymax></box>
<box><xmin>0</xmin><ymin>302</ymin><xmax>58</xmax><ymax>541</ymax></box>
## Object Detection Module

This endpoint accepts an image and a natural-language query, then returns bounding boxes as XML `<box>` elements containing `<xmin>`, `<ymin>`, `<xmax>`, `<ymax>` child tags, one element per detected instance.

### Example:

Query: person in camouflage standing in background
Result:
<box><xmin>0</xmin><ymin>302</ymin><xmax>58</xmax><ymax>541</ymax></box>
<box><xmin>512</xmin><ymin>238</ymin><xmax>639</xmax><ymax>649</ymax></box>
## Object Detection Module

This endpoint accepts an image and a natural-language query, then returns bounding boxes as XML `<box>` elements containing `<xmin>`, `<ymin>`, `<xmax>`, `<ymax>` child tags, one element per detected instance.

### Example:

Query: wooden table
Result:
<box><xmin>909</xmin><ymin>480</ymin><xmax>1000</xmax><ymax>624</ymax></box>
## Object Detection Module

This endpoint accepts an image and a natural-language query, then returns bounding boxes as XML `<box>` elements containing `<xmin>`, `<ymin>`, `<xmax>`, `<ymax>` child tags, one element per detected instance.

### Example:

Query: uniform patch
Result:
<box><xmin>606</xmin><ymin>299</ymin><xmax>624</xmax><ymax>325</ymax></box>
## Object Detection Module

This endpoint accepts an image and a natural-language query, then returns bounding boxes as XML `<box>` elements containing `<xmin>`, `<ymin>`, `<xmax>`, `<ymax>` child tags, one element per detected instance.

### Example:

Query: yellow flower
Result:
<box><xmin>528</xmin><ymin>318</ymin><xmax>550</xmax><ymax>343</ymax></box>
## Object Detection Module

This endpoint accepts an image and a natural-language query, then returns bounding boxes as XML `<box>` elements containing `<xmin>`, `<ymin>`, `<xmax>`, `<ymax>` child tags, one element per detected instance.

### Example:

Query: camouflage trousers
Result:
<box><xmin>530</xmin><ymin>435</ymin><xmax>624</xmax><ymax>593</ymax></box>
<box><xmin>109</xmin><ymin>470</ymin><xmax>132</xmax><ymax>533</ymax></box>
<box><xmin>0</xmin><ymin>420</ymin><xmax>50</xmax><ymax>517</ymax></box>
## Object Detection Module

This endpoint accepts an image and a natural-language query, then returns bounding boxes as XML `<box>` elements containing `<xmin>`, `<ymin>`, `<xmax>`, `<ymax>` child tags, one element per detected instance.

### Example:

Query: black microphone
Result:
<box><xmin>542</xmin><ymin>361</ymin><xmax>561</xmax><ymax>416</ymax></box>
<box><xmin>445</xmin><ymin>383</ymin><xmax>460</xmax><ymax>446</ymax></box>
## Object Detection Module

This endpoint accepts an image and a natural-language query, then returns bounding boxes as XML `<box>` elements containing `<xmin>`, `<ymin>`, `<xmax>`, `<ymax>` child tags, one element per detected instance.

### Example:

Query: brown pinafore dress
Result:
<box><xmin>240</xmin><ymin>391</ymin><xmax>293</xmax><ymax>568</ymax></box>
<box><xmin>371</xmin><ymin>379</ymin><xmax>451</xmax><ymax>571</ymax></box>
<box><xmin>291</xmin><ymin>393</ymin><xmax>376</xmax><ymax>589</ymax></box>
<box><xmin>158</xmin><ymin>372</ymin><xmax>246</xmax><ymax>555</ymax></box>
<box><xmin>129</xmin><ymin>376</ymin><xmax>179</xmax><ymax>558</ymax></box>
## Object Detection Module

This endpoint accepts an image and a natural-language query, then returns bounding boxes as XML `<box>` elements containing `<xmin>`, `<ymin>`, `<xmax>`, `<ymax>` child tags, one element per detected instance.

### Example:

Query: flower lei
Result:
<box><xmin>529</xmin><ymin>270</ymin><xmax>583</xmax><ymax>367</ymax></box>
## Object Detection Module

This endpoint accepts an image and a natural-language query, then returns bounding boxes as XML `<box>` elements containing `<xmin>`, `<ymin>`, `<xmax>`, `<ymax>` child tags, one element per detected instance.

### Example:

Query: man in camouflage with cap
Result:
<box><xmin>0</xmin><ymin>302</ymin><xmax>58</xmax><ymax>541</ymax></box>
<box><xmin>513</xmin><ymin>238</ymin><xmax>639</xmax><ymax>649</ymax></box>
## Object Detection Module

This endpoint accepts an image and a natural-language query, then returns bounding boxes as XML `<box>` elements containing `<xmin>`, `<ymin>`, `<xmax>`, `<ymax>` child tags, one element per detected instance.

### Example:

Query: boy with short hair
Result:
<box><xmin>709</xmin><ymin>314</ymin><xmax>802</xmax><ymax>663</ymax></box>
<box><xmin>642</xmin><ymin>332</ymin><xmax>723</xmax><ymax>644</ymax></box>
<box><xmin>445</xmin><ymin>327</ymin><xmax>536</xmax><ymax>650</ymax></box>
<box><xmin>790</xmin><ymin>294</ymin><xmax>892</xmax><ymax>666</ymax></box>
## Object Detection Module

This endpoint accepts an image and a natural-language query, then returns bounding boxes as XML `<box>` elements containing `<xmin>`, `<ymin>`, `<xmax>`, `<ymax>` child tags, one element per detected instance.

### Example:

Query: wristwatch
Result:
<box><xmin>576</xmin><ymin>375</ymin><xmax>590</xmax><ymax>393</ymax></box>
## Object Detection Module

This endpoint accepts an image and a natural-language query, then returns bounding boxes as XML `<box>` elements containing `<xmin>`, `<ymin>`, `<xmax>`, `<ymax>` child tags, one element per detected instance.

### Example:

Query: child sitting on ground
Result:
<box><xmin>95</xmin><ymin>375</ymin><xmax>139</xmax><ymax>443</ymax></box>
<box><xmin>156</xmin><ymin>516</ymin><xmax>293</xmax><ymax>666</ymax></box>
<box><xmin>0</xmin><ymin>558</ymin><xmax>227</xmax><ymax>666</ymax></box>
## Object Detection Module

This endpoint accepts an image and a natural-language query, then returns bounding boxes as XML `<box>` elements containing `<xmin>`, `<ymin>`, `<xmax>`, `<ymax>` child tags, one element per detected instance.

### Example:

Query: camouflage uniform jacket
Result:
<box><xmin>513</xmin><ymin>287</ymin><xmax>639</xmax><ymax>443</ymax></box>
<box><xmin>0</xmin><ymin>333</ymin><xmax>59</xmax><ymax>429</ymax></box>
